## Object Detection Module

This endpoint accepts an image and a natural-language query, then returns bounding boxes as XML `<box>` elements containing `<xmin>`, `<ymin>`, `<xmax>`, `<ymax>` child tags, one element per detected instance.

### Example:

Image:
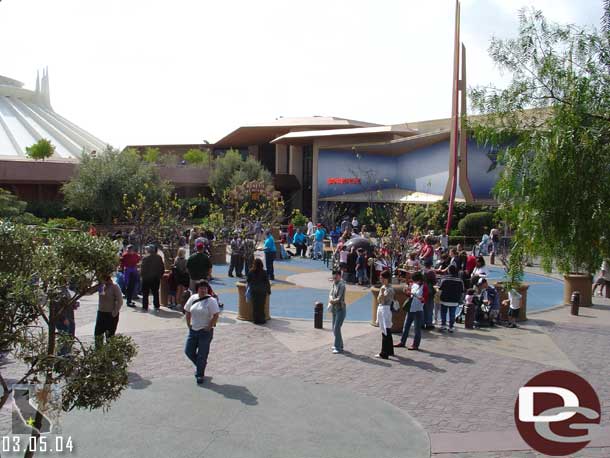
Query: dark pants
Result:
<box><xmin>125</xmin><ymin>268</ymin><xmax>139</xmax><ymax>304</ymax></box>
<box><xmin>265</xmin><ymin>251</ymin><xmax>275</xmax><ymax>280</ymax></box>
<box><xmin>295</xmin><ymin>243</ymin><xmax>306</xmax><ymax>257</ymax></box>
<box><xmin>94</xmin><ymin>311</ymin><xmax>119</xmax><ymax>347</ymax></box>
<box><xmin>252</xmin><ymin>292</ymin><xmax>267</xmax><ymax>324</ymax></box>
<box><xmin>142</xmin><ymin>277</ymin><xmax>161</xmax><ymax>309</ymax></box>
<box><xmin>184</xmin><ymin>328</ymin><xmax>214</xmax><ymax>378</ymax></box>
<box><xmin>400</xmin><ymin>310</ymin><xmax>423</xmax><ymax>347</ymax></box>
<box><xmin>423</xmin><ymin>298</ymin><xmax>434</xmax><ymax>327</ymax></box>
<box><xmin>441</xmin><ymin>305</ymin><xmax>457</xmax><ymax>329</ymax></box>
<box><xmin>229</xmin><ymin>254</ymin><xmax>243</xmax><ymax>276</ymax></box>
<box><xmin>55</xmin><ymin>321</ymin><xmax>74</xmax><ymax>356</ymax></box>
<box><xmin>380</xmin><ymin>329</ymin><xmax>394</xmax><ymax>358</ymax></box>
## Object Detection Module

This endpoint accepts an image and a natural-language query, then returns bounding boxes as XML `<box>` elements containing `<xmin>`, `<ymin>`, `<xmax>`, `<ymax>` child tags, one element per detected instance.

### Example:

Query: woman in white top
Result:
<box><xmin>376</xmin><ymin>270</ymin><xmax>395</xmax><ymax>359</ymax></box>
<box><xmin>184</xmin><ymin>280</ymin><xmax>220</xmax><ymax>384</ymax></box>
<box><xmin>471</xmin><ymin>256</ymin><xmax>489</xmax><ymax>288</ymax></box>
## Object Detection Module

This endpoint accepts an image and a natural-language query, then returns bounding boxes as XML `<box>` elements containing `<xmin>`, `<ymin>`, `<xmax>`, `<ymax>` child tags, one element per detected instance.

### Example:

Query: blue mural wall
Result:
<box><xmin>318</xmin><ymin>137</ymin><xmax>502</xmax><ymax>201</ymax></box>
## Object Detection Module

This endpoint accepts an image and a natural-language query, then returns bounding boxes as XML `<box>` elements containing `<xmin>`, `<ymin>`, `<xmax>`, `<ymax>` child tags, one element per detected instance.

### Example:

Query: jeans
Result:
<box><xmin>332</xmin><ymin>306</ymin><xmax>346</xmax><ymax>351</ymax></box>
<box><xmin>423</xmin><ymin>298</ymin><xmax>434</xmax><ymax>326</ymax></box>
<box><xmin>400</xmin><ymin>310</ymin><xmax>423</xmax><ymax>347</ymax></box>
<box><xmin>265</xmin><ymin>251</ymin><xmax>275</xmax><ymax>280</ymax></box>
<box><xmin>184</xmin><ymin>328</ymin><xmax>214</xmax><ymax>378</ymax></box>
<box><xmin>142</xmin><ymin>277</ymin><xmax>161</xmax><ymax>309</ymax></box>
<box><xmin>124</xmin><ymin>267</ymin><xmax>139</xmax><ymax>304</ymax></box>
<box><xmin>314</xmin><ymin>240</ymin><xmax>323</xmax><ymax>259</ymax></box>
<box><xmin>441</xmin><ymin>305</ymin><xmax>457</xmax><ymax>329</ymax></box>
<box><xmin>55</xmin><ymin>320</ymin><xmax>73</xmax><ymax>356</ymax></box>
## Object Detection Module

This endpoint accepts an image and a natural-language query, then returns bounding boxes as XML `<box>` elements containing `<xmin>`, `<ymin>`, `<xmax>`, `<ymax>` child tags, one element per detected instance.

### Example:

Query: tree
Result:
<box><xmin>470</xmin><ymin>8</ymin><xmax>610</xmax><ymax>283</ymax></box>
<box><xmin>25</xmin><ymin>139</ymin><xmax>55</xmax><ymax>161</ymax></box>
<box><xmin>142</xmin><ymin>147</ymin><xmax>160</xmax><ymax>163</ymax></box>
<box><xmin>63</xmin><ymin>147</ymin><xmax>173</xmax><ymax>224</ymax></box>
<box><xmin>0</xmin><ymin>223</ymin><xmax>137</xmax><ymax>457</ymax></box>
<box><xmin>183</xmin><ymin>148</ymin><xmax>210</xmax><ymax>166</ymax></box>
<box><xmin>209</xmin><ymin>149</ymin><xmax>272</xmax><ymax>198</ymax></box>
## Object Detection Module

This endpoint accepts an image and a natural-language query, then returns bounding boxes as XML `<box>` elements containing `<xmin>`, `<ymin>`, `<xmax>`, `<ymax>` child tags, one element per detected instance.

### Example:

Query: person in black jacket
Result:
<box><xmin>438</xmin><ymin>265</ymin><xmax>464</xmax><ymax>333</ymax></box>
<box><xmin>247</xmin><ymin>258</ymin><xmax>271</xmax><ymax>324</ymax></box>
<box><xmin>140</xmin><ymin>245</ymin><xmax>165</xmax><ymax>311</ymax></box>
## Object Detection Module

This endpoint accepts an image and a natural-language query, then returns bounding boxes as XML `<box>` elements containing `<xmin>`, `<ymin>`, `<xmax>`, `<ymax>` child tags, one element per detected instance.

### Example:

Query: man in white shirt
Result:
<box><xmin>505</xmin><ymin>288</ymin><xmax>522</xmax><ymax>328</ymax></box>
<box><xmin>184</xmin><ymin>280</ymin><xmax>220</xmax><ymax>384</ymax></box>
<box><xmin>306</xmin><ymin>219</ymin><xmax>314</xmax><ymax>237</ymax></box>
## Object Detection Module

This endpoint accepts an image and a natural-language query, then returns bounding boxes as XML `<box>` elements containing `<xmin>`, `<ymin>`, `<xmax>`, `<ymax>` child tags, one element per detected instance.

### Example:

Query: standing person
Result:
<box><xmin>438</xmin><ymin>265</ymin><xmax>464</xmax><ymax>333</ymax></box>
<box><xmin>140</xmin><ymin>245</ymin><xmax>165</xmax><ymax>311</ymax></box>
<box><xmin>314</xmin><ymin>224</ymin><xmax>326</xmax><ymax>260</ymax></box>
<box><xmin>293</xmin><ymin>228</ymin><xmax>307</xmax><ymax>257</ymax></box>
<box><xmin>53</xmin><ymin>286</ymin><xmax>78</xmax><ymax>356</ymax></box>
<box><xmin>440</xmin><ymin>232</ymin><xmax>449</xmax><ymax>252</ymax></box>
<box><xmin>306</xmin><ymin>219</ymin><xmax>315</xmax><ymax>238</ymax></box>
<box><xmin>184</xmin><ymin>280</ymin><xmax>220</xmax><ymax>384</ymax></box>
<box><xmin>340</xmin><ymin>217</ymin><xmax>350</xmax><ymax>234</ymax></box>
<box><xmin>187</xmin><ymin>242</ymin><xmax>212</xmax><ymax>292</ymax></box>
<box><xmin>235</xmin><ymin>236</ymin><xmax>245</xmax><ymax>278</ymax></box>
<box><xmin>419</xmin><ymin>236</ymin><xmax>434</xmax><ymax>265</ymax></box>
<box><xmin>395</xmin><ymin>271</ymin><xmax>427</xmax><ymax>350</ymax></box>
<box><xmin>120</xmin><ymin>245</ymin><xmax>140</xmax><ymax>308</ymax></box>
<box><xmin>173</xmin><ymin>248</ymin><xmax>190</xmax><ymax>310</ymax></box>
<box><xmin>490</xmin><ymin>226</ymin><xmax>500</xmax><ymax>264</ymax></box>
<box><xmin>351</xmin><ymin>216</ymin><xmax>359</xmax><ymax>234</ymax></box>
<box><xmin>246</xmin><ymin>258</ymin><xmax>271</xmax><ymax>325</ymax></box>
<box><xmin>228</xmin><ymin>233</ymin><xmax>241</xmax><ymax>278</ymax></box>
<box><xmin>376</xmin><ymin>270</ymin><xmax>395</xmax><ymax>359</ymax></box>
<box><xmin>94</xmin><ymin>275</ymin><xmax>123</xmax><ymax>348</ymax></box>
<box><xmin>504</xmin><ymin>287</ymin><xmax>522</xmax><ymax>328</ymax></box>
<box><xmin>327</xmin><ymin>269</ymin><xmax>346</xmax><ymax>354</ymax></box>
<box><xmin>422</xmin><ymin>259</ymin><xmax>437</xmax><ymax>329</ymax></box>
<box><xmin>263</xmin><ymin>230</ymin><xmax>276</xmax><ymax>281</ymax></box>
<box><xmin>287</xmin><ymin>222</ymin><xmax>295</xmax><ymax>248</ymax></box>
<box><xmin>253</xmin><ymin>220</ymin><xmax>263</xmax><ymax>243</ymax></box>
<box><xmin>592</xmin><ymin>259</ymin><xmax>610</xmax><ymax>297</ymax></box>
<box><xmin>355</xmin><ymin>248</ymin><xmax>368</xmax><ymax>286</ymax></box>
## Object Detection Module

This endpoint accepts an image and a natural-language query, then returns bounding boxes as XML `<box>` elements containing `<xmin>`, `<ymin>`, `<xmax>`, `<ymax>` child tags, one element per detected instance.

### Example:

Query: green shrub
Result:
<box><xmin>457</xmin><ymin>212</ymin><xmax>494</xmax><ymax>237</ymax></box>
<box><xmin>46</xmin><ymin>217</ymin><xmax>89</xmax><ymax>231</ymax></box>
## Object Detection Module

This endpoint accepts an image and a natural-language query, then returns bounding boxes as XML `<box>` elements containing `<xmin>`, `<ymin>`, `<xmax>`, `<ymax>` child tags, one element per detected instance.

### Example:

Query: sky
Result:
<box><xmin>0</xmin><ymin>0</ymin><xmax>604</xmax><ymax>148</ymax></box>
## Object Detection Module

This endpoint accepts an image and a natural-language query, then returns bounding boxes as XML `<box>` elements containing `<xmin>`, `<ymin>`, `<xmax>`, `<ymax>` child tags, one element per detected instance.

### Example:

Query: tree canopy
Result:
<box><xmin>25</xmin><ymin>138</ymin><xmax>55</xmax><ymax>161</ymax></box>
<box><xmin>209</xmin><ymin>149</ymin><xmax>272</xmax><ymax>197</ymax></box>
<box><xmin>62</xmin><ymin>147</ymin><xmax>173</xmax><ymax>225</ymax></box>
<box><xmin>470</xmin><ymin>8</ymin><xmax>610</xmax><ymax>278</ymax></box>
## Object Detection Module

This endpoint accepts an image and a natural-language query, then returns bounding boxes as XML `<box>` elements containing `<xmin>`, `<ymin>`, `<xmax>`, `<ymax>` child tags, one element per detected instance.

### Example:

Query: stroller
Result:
<box><xmin>455</xmin><ymin>295</ymin><xmax>495</xmax><ymax>327</ymax></box>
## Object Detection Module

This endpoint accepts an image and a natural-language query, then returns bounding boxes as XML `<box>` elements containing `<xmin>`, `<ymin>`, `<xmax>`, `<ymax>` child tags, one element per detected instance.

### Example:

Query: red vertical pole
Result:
<box><xmin>446</xmin><ymin>0</ymin><xmax>461</xmax><ymax>235</ymax></box>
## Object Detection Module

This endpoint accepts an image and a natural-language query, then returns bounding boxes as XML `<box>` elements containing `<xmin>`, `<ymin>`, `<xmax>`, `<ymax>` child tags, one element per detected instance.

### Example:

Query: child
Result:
<box><xmin>167</xmin><ymin>271</ymin><xmax>178</xmax><ymax>310</ymax></box>
<box><xmin>356</xmin><ymin>248</ymin><xmax>367</xmax><ymax>286</ymax></box>
<box><xmin>464</xmin><ymin>288</ymin><xmax>475</xmax><ymax>307</ymax></box>
<box><xmin>503</xmin><ymin>288</ymin><xmax>522</xmax><ymax>328</ymax></box>
<box><xmin>339</xmin><ymin>246</ymin><xmax>349</xmax><ymax>270</ymax></box>
<box><xmin>405</xmin><ymin>252</ymin><xmax>420</xmax><ymax>271</ymax></box>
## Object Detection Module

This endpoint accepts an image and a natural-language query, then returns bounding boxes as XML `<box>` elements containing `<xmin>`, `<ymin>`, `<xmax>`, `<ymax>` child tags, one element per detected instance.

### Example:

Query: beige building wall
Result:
<box><xmin>289</xmin><ymin>144</ymin><xmax>304</xmax><ymax>210</ymax></box>
<box><xmin>275</xmin><ymin>143</ymin><xmax>288</xmax><ymax>174</ymax></box>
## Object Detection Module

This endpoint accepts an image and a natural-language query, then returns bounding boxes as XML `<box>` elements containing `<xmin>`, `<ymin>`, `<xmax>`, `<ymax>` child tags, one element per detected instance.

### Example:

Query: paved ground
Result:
<box><xmin>1</xmin><ymin>259</ymin><xmax>608</xmax><ymax>457</ymax></box>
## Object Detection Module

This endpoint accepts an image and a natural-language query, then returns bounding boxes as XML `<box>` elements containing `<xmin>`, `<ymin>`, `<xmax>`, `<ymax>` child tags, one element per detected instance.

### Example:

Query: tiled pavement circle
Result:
<box><xmin>1</xmin><ymin>260</ymin><xmax>608</xmax><ymax>457</ymax></box>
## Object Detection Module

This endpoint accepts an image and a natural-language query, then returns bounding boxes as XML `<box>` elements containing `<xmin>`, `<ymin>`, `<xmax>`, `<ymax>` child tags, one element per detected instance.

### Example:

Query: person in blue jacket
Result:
<box><xmin>263</xmin><ymin>230</ymin><xmax>277</xmax><ymax>281</ymax></box>
<box><xmin>293</xmin><ymin>228</ymin><xmax>307</xmax><ymax>257</ymax></box>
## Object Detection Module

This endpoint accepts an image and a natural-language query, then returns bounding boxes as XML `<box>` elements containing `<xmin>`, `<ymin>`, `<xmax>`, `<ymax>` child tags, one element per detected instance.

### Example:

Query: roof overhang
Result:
<box><xmin>271</xmin><ymin>124</ymin><xmax>419</xmax><ymax>145</ymax></box>
<box><xmin>320</xmin><ymin>188</ymin><xmax>462</xmax><ymax>204</ymax></box>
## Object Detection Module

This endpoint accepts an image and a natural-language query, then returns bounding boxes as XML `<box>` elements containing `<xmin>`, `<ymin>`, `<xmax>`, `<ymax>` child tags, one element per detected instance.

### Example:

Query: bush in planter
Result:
<box><xmin>458</xmin><ymin>212</ymin><xmax>494</xmax><ymax>237</ymax></box>
<box><xmin>470</xmin><ymin>9</ymin><xmax>610</xmax><ymax>292</ymax></box>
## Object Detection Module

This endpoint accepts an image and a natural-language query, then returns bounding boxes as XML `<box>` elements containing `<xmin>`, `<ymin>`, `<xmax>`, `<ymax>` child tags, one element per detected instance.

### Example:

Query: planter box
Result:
<box><xmin>493</xmin><ymin>283</ymin><xmax>529</xmax><ymax>322</ymax></box>
<box><xmin>236</xmin><ymin>281</ymin><xmax>270</xmax><ymax>322</ymax></box>
<box><xmin>370</xmin><ymin>286</ymin><xmax>409</xmax><ymax>333</ymax></box>
<box><xmin>563</xmin><ymin>274</ymin><xmax>593</xmax><ymax>307</ymax></box>
<box><xmin>211</xmin><ymin>243</ymin><xmax>227</xmax><ymax>265</ymax></box>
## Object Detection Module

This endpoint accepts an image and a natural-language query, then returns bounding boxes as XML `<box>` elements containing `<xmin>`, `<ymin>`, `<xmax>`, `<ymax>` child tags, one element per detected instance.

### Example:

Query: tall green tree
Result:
<box><xmin>209</xmin><ymin>149</ymin><xmax>272</xmax><ymax>198</ymax></box>
<box><xmin>62</xmin><ymin>147</ymin><xmax>173</xmax><ymax>224</ymax></box>
<box><xmin>470</xmin><ymin>8</ymin><xmax>610</xmax><ymax>281</ymax></box>
<box><xmin>183</xmin><ymin>148</ymin><xmax>210</xmax><ymax>166</ymax></box>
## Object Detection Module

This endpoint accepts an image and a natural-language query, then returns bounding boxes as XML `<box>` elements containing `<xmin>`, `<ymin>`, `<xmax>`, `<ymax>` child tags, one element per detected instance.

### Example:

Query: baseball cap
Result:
<box><xmin>478</xmin><ymin>278</ymin><xmax>488</xmax><ymax>285</ymax></box>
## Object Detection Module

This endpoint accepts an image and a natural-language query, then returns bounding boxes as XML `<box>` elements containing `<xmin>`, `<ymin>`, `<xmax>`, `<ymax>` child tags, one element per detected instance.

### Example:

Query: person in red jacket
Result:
<box><xmin>120</xmin><ymin>245</ymin><xmax>141</xmax><ymax>307</ymax></box>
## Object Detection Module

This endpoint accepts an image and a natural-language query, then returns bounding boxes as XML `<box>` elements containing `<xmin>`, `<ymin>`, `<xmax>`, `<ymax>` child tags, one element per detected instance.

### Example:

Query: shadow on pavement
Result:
<box><xmin>392</xmin><ymin>355</ymin><xmax>446</xmax><ymax>373</ymax></box>
<box><xmin>265</xmin><ymin>318</ymin><xmax>297</xmax><ymax>334</ymax></box>
<box><xmin>203</xmin><ymin>379</ymin><xmax>259</xmax><ymax>406</ymax></box>
<box><xmin>128</xmin><ymin>372</ymin><xmax>152</xmax><ymax>389</ymax></box>
<box><xmin>341</xmin><ymin>351</ymin><xmax>391</xmax><ymax>367</ymax></box>
<box><xmin>418</xmin><ymin>349</ymin><xmax>475</xmax><ymax>364</ymax></box>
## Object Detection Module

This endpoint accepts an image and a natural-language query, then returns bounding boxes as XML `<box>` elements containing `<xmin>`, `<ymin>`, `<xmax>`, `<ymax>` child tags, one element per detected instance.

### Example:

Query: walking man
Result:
<box><xmin>263</xmin><ymin>230</ymin><xmax>276</xmax><ymax>281</ymax></box>
<box><xmin>140</xmin><ymin>245</ymin><xmax>165</xmax><ymax>311</ymax></box>
<box><xmin>94</xmin><ymin>275</ymin><xmax>123</xmax><ymax>348</ymax></box>
<box><xmin>187</xmin><ymin>242</ymin><xmax>212</xmax><ymax>292</ymax></box>
<box><xmin>328</xmin><ymin>269</ymin><xmax>346</xmax><ymax>354</ymax></box>
<box><xmin>120</xmin><ymin>244</ymin><xmax>140</xmax><ymax>307</ymax></box>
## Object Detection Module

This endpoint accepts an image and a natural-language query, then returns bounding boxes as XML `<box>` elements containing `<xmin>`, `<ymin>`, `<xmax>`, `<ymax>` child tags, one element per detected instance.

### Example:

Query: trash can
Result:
<box><xmin>314</xmin><ymin>302</ymin><xmax>323</xmax><ymax>329</ymax></box>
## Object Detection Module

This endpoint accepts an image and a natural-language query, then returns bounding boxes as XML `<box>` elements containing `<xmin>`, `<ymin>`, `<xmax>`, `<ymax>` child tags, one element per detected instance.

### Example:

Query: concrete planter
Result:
<box><xmin>370</xmin><ymin>285</ymin><xmax>409</xmax><ymax>333</ymax></box>
<box><xmin>236</xmin><ymin>281</ymin><xmax>270</xmax><ymax>322</ymax></box>
<box><xmin>211</xmin><ymin>243</ymin><xmax>227</xmax><ymax>265</ymax></box>
<box><xmin>563</xmin><ymin>274</ymin><xmax>593</xmax><ymax>307</ymax></box>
